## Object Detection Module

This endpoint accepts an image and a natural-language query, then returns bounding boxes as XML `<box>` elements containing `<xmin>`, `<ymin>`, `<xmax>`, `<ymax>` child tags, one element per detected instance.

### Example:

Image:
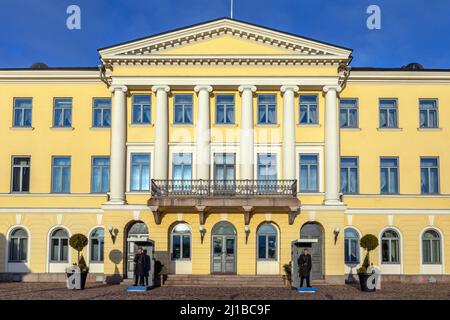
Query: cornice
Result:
<box><xmin>0</xmin><ymin>69</ymin><xmax>102</xmax><ymax>84</ymax></box>
<box><xmin>348</xmin><ymin>70</ymin><xmax>450</xmax><ymax>84</ymax></box>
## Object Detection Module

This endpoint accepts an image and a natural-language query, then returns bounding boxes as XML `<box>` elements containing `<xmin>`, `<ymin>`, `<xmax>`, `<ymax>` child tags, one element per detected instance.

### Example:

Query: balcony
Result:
<box><xmin>148</xmin><ymin>179</ymin><xmax>300</xmax><ymax>223</ymax></box>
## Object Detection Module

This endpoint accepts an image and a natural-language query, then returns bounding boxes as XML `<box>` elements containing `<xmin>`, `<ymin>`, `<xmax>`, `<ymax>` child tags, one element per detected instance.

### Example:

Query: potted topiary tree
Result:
<box><xmin>357</xmin><ymin>234</ymin><xmax>379</xmax><ymax>292</ymax></box>
<box><xmin>66</xmin><ymin>233</ymin><xmax>89</xmax><ymax>290</ymax></box>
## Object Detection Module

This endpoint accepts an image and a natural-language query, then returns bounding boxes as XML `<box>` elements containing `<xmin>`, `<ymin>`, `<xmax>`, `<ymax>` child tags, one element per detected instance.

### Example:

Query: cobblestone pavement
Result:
<box><xmin>0</xmin><ymin>282</ymin><xmax>448</xmax><ymax>300</ymax></box>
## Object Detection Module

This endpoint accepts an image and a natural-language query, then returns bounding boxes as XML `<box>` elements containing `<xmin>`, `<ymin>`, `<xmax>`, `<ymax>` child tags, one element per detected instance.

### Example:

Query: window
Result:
<box><xmin>258</xmin><ymin>94</ymin><xmax>277</xmax><ymax>124</ymax></box>
<box><xmin>171</xmin><ymin>223</ymin><xmax>191</xmax><ymax>260</ymax></box>
<box><xmin>340</xmin><ymin>99</ymin><xmax>358</xmax><ymax>128</ymax></box>
<box><xmin>257</xmin><ymin>224</ymin><xmax>277</xmax><ymax>260</ymax></box>
<box><xmin>50</xmin><ymin>228</ymin><xmax>69</xmax><ymax>262</ymax></box>
<box><xmin>132</xmin><ymin>94</ymin><xmax>151</xmax><ymax>124</ymax></box>
<box><xmin>257</xmin><ymin>154</ymin><xmax>277</xmax><ymax>193</ymax></box>
<box><xmin>344</xmin><ymin>228</ymin><xmax>359</xmax><ymax>264</ymax></box>
<box><xmin>52</xmin><ymin>157</ymin><xmax>71</xmax><ymax>193</ymax></box>
<box><xmin>420</xmin><ymin>157</ymin><xmax>439</xmax><ymax>194</ymax></box>
<box><xmin>340</xmin><ymin>157</ymin><xmax>358</xmax><ymax>194</ymax></box>
<box><xmin>174</xmin><ymin>94</ymin><xmax>193</xmax><ymax>124</ymax></box>
<box><xmin>90</xmin><ymin>228</ymin><xmax>104</xmax><ymax>262</ymax></box>
<box><xmin>422</xmin><ymin>229</ymin><xmax>441</xmax><ymax>264</ymax></box>
<box><xmin>216</xmin><ymin>94</ymin><xmax>235</xmax><ymax>124</ymax></box>
<box><xmin>299</xmin><ymin>154</ymin><xmax>319</xmax><ymax>192</ymax></box>
<box><xmin>380</xmin><ymin>157</ymin><xmax>399</xmax><ymax>194</ymax></box>
<box><xmin>9</xmin><ymin>228</ymin><xmax>28</xmax><ymax>262</ymax></box>
<box><xmin>214</xmin><ymin>153</ymin><xmax>236</xmax><ymax>193</ymax></box>
<box><xmin>379</xmin><ymin>99</ymin><xmax>398</xmax><ymax>128</ymax></box>
<box><xmin>13</xmin><ymin>98</ymin><xmax>32</xmax><ymax>127</ymax></box>
<box><xmin>53</xmin><ymin>98</ymin><xmax>72</xmax><ymax>127</ymax></box>
<box><xmin>172</xmin><ymin>153</ymin><xmax>192</xmax><ymax>190</ymax></box>
<box><xmin>419</xmin><ymin>99</ymin><xmax>438</xmax><ymax>128</ymax></box>
<box><xmin>92</xmin><ymin>98</ymin><xmax>111</xmax><ymax>128</ymax></box>
<box><xmin>130</xmin><ymin>153</ymin><xmax>150</xmax><ymax>191</ymax></box>
<box><xmin>12</xmin><ymin>157</ymin><xmax>30</xmax><ymax>192</ymax></box>
<box><xmin>381</xmin><ymin>229</ymin><xmax>400</xmax><ymax>263</ymax></box>
<box><xmin>91</xmin><ymin>157</ymin><xmax>110</xmax><ymax>193</ymax></box>
<box><xmin>299</xmin><ymin>95</ymin><xmax>318</xmax><ymax>124</ymax></box>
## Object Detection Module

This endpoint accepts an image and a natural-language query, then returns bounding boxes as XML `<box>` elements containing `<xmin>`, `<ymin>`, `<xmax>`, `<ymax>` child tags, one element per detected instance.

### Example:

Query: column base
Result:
<box><xmin>323</xmin><ymin>199</ymin><xmax>344</xmax><ymax>206</ymax></box>
<box><xmin>104</xmin><ymin>199</ymin><xmax>126</xmax><ymax>206</ymax></box>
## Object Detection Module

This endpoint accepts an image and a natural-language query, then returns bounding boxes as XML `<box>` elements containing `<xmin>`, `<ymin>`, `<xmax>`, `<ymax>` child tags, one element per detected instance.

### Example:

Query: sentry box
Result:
<box><xmin>291</xmin><ymin>238</ymin><xmax>318</xmax><ymax>289</ymax></box>
<box><xmin>126</xmin><ymin>236</ymin><xmax>156</xmax><ymax>289</ymax></box>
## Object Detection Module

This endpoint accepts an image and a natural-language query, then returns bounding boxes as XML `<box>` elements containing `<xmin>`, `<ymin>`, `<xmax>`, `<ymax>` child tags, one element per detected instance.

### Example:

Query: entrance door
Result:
<box><xmin>300</xmin><ymin>223</ymin><xmax>324</xmax><ymax>280</ymax></box>
<box><xmin>126</xmin><ymin>240</ymin><xmax>153</xmax><ymax>279</ymax></box>
<box><xmin>211</xmin><ymin>221</ymin><xmax>237</xmax><ymax>274</ymax></box>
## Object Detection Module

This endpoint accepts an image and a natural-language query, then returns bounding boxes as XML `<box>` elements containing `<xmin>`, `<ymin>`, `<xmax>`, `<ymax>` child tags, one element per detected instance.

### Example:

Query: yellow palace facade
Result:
<box><xmin>0</xmin><ymin>18</ymin><xmax>449</xmax><ymax>284</ymax></box>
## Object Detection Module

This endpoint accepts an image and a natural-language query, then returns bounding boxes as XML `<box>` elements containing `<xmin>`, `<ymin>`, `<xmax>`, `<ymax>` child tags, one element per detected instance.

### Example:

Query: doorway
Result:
<box><xmin>211</xmin><ymin>221</ymin><xmax>237</xmax><ymax>274</ymax></box>
<box><xmin>125</xmin><ymin>221</ymin><xmax>154</xmax><ymax>279</ymax></box>
<box><xmin>300</xmin><ymin>222</ymin><xmax>324</xmax><ymax>280</ymax></box>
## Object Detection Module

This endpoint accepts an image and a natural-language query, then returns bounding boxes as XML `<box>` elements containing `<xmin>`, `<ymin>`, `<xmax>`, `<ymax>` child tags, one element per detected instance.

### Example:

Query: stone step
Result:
<box><xmin>163</xmin><ymin>275</ymin><xmax>286</xmax><ymax>287</ymax></box>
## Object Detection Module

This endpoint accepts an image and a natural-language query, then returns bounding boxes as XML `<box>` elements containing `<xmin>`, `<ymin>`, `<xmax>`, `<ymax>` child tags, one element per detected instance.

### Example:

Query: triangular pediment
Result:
<box><xmin>99</xmin><ymin>18</ymin><xmax>352</xmax><ymax>66</ymax></box>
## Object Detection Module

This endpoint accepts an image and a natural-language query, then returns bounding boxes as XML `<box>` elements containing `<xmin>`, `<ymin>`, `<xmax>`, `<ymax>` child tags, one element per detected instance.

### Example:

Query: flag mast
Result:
<box><xmin>231</xmin><ymin>0</ymin><xmax>234</xmax><ymax>19</ymax></box>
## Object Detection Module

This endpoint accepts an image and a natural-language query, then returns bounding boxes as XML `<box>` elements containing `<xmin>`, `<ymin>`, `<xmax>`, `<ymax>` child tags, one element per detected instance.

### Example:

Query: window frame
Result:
<box><xmin>170</xmin><ymin>223</ymin><xmax>192</xmax><ymax>261</ymax></box>
<box><xmin>12</xmin><ymin>97</ymin><xmax>33</xmax><ymax>128</ymax></box>
<box><xmin>173</xmin><ymin>94</ymin><xmax>193</xmax><ymax>125</ymax></box>
<box><xmin>11</xmin><ymin>156</ymin><xmax>31</xmax><ymax>193</ymax></box>
<box><xmin>339</xmin><ymin>98</ymin><xmax>359</xmax><ymax>128</ymax></box>
<box><xmin>344</xmin><ymin>228</ymin><xmax>360</xmax><ymax>265</ymax></box>
<box><xmin>92</xmin><ymin>97</ymin><xmax>112</xmax><ymax>128</ymax></box>
<box><xmin>215</xmin><ymin>94</ymin><xmax>235</xmax><ymax>125</ymax></box>
<box><xmin>257</xmin><ymin>224</ymin><xmax>278</xmax><ymax>261</ymax></box>
<box><xmin>8</xmin><ymin>227</ymin><xmax>29</xmax><ymax>263</ymax></box>
<box><xmin>419</xmin><ymin>98</ymin><xmax>439</xmax><ymax>129</ymax></box>
<box><xmin>381</xmin><ymin>229</ymin><xmax>401</xmax><ymax>264</ymax></box>
<box><xmin>130</xmin><ymin>153</ymin><xmax>151</xmax><ymax>192</ymax></box>
<box><xmin>131</xmin><ymin>94</ymin><xmax>152</xmax><ymax>124</ymax></box>
<box><xmin>380</xmin><ymin>157</ymin><xmax>399</xmax><ymax>194</ymax></box>
<box><xmin>420</xmin><ymin>157</ymin><xmax>440</xmax><ymax>194</ymax></box>
<box><xmin>49</xmin><ymin>228</ymin><xmax>69</xmax><ymax>263</ymax></box>
<box><xmin>89</xmin><ymin>227</ymin><xmax>104</xmax><ymax>263</ymax></box>
<box><xmin>299</xmin><ymin>94</ymin><xmax>319</xmax><ymax>125</ymax></box>
<box><xmin>340</xmin><ymin>156</ymin><xmax>359</xmax><ymax>194</ymax></box>
<box><xmin>379</xmin><ymin>98</ymin><xmax>399</xmax><ymax>128</ymax></box>
<box><xmin>257</xmin><ymin>94</ymin><xmax>277</xmax><ymax>125</ymax></box>
<box><xmin>51</xmin><ymin>156</ymin><xmax>71</xmax><ymax>194</ymax></box>
<box><xmin>91</xmin><ymin>156</ymin><xmax>110</xmax><ymax>194</ymax></box>
<box><xmin>299</xmin><ymin>154</ymin><xmax>319</xmax><ymax>193</ymax></box>
<box><xmin>421</xmin><ymin>229</ymin><xmax>442</xmax><ymax>265</ymax></box>
<box><xmin>53</xmin><ymin>97</ymin><xmax>73</xmax><ymax>128</ymax></box>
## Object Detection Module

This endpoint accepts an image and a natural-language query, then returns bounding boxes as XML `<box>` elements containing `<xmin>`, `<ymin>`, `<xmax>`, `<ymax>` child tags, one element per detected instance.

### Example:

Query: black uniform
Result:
<box><xmin>298</xmin><ymin>253</ymin><xmax>312</xmax><ymax>288</ymax></box>
<box><xmin>143</xmin><ymin>250</ymin><xmax>151</xmax><ymax>287</ymax></box>
<box><xmin>133</xmin><ymin>252</ymin><xmax>146</xmax><ymax>286</ymax></box>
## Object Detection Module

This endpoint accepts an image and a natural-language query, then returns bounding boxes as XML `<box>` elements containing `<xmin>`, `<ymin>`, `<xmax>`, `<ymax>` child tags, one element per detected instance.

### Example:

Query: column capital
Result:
<box><xmin>323</xmin><ymin>85</ymin><xmax>342</xmax><ymax>93</ymax></box>
<box><xmin>194</xmin><ymin>85</ymin><xmax>213</xmax><ymax>93</ymax></box>
<box><xmin>151</xmin><ymin>85</ymin><xmax>171</xmax><ymax>93</ymax></box>
<box><xmin>238</xmin><ymin>85</ymin><xmax>257</xmax><ymax>93</ymax></box>
<box><xmin>109</xmin><ymin>85</ymin><xmax>128</xmax><ymax>93</ymax></box>
<box><xmin>280</xmin><ymin>85</ymin><xmax>299</xmax><ymax>93</ymax></box>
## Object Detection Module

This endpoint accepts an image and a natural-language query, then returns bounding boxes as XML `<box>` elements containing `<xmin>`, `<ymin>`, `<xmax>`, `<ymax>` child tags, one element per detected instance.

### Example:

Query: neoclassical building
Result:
<box><xmin>0</xmin><ymin>18</ymin><xmax>449</xmax><ymax>284</ymax></box>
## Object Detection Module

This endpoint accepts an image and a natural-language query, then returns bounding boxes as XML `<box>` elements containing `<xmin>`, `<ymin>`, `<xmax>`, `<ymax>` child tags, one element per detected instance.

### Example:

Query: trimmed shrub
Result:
<box><xmin>69</xmin><ymin>233</ymin><xmax>88</xmax><ymax>267</ymax></box>
<box><xmin>357</xmin><ymin>234</ymin><xmax>379</xmax><ymax>273</ymax></box>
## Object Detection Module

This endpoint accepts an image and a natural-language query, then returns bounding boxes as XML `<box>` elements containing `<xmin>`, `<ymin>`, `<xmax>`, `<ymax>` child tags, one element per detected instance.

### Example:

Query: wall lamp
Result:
<box><xmin>199</xmin><ymin>225</ymin><xmax>206</xmax><ymax>244</ymax></box>
<box><xmin>333</xmin><ymin>227</ymin><xmax>340</xmax><ymax>244</ymax></box>
<box><xmin>108</xmin><ymin>225</ymin><xmax>119</xmax><ymax>244</ymax></box>
<box><xmin>244</xmin><ymin>225</ymin><xmax>250</xmax><ymax>244</ymax></box>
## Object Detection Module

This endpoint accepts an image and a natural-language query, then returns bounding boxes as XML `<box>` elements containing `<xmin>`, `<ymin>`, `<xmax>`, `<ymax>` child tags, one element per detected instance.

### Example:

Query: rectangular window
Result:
<box><xmin>172</xmin><ymin>234</ymin><xmax>191</xmax><ymax>260</ymax></box>
<box><xmin>419</xmin><ymin>99</ymin><xmax>438</xmax><ymax>128</ymax></box>
<box><xmin>299</xmin><ymin>154</ymin><xmax>319</xmax><ymax>192</ymax></box>
<box><xmin>13</xmin><ymin>98</ymin><xmax>32</xmax><ymax>127</ymax></box>
<box><xmin>92</xmin><ymin>98</ymin><xmax>111</xmax><ymax>128</ymax></box>
<box><xmin>52</xmin><ymin>157</ymin><xmax>71</xmax><ymax>193</ymax></box>
<box><xmin>12</xmin><ymin>157</ymin><xmax>30</xmax><ymax>193</ymax></box>
<box><xmin>91</xmin><ymin>157</ymin><xmax>110</xmax><ymax>193</ymax></box>
<box><xmin>299</xmin><ymin>95</ymin><xmax>318</xmax><ymax>124</ymax></box>
<box><xmin>258</xmin><ymin>235</ymin><xmax>277</xmax><ymax>260</ymax></box>
<box><xmin>379</xmin><ymin>99</ymin><xmax>398</xmax><ymax>128</ymax></box>
<box><xmin>420</xmin><ymin>157</ymin><xmax>439</xmax><ymax>194</ymax></box>
<box><xmin>174</xmin><ymin>94</ymin><xmax>193</xmax><ymax>124</ymax></box>
<box><xmin>340</xmin><ymin>157</ymin><xmax>358</xmax><ymax>194</ymax></box>
<box><xmin>380</xmin><ymin>157</ymin><xmax>399</xmax><ymax>194</ymax></box>
<box><xmin>257</xmin><ymin>154</ymin><xmax>277</xmax><ymax>193</ymax></box>
<box><xmin>132</xmin><ymin>94</ymin><xmax>151</xmax><ymax>124</ymax></box>
<box><xmin>130</xmin><ymin>153</ymin><xmax>150</xmax><ymax>192</ymax></box>
<box><xmin>172</xmin><ymin>153</ymin><xmax>192</xmax><ymax>191</ymax></box>
<box><xmin>340</xmin><ymin>99</ymin><xmax>358</xmax><ymax>128</ymax></box>
<box><xmin>257</xmin><ymin>94</ymin><xmax>277</xmax><ymax>124</ymax></box>
<box><xmin>53</xmin><ymin>98</ymin><xmax>72</xmax><ymax>127</ymax></box>
<box><xmin>214</xmin><ymin>153</ymin><xmax>236</xmax><ymax>194</ymax></box>
<box><xmin>216</xmin><ymin>94</ymin><xmax>235</xmax><ymax>124</ymax></box>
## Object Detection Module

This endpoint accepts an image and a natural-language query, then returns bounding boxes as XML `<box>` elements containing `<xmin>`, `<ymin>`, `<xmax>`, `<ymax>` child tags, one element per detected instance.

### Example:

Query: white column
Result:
<box><xmin>323</xmin><ymin>85</ymin><xmax>342</xmax><ymax>205</ymax></box>
<box><xmin>194</xmin><ymin>85</ymin><xmax>213</xmax><ymax>180</ymax></box>
<box><xmin>281</xmin><ymin>86</ymin><xmax>299</xmax><ymax>180</ymax></box>
<box><xmin>152</xmin><ymin>85</ymin><xmax>171</xmax><ymax>180</ymax></box>
<box><xmin>238</xmin><ymin>85</ymin><xmax>257</xmax><ymax>180</ymax></box>
<box><xmin>108</xmin><ymin>85</ymin><xmax>128</xmax><ymax>204</ymax></box>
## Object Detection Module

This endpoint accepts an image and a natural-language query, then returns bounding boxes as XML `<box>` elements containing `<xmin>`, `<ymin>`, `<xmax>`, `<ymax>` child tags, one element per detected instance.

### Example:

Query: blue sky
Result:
<box><xmin>0</xmin><ymin>0</ymin><xmax>449</xmax><ymax>69</ymax></box>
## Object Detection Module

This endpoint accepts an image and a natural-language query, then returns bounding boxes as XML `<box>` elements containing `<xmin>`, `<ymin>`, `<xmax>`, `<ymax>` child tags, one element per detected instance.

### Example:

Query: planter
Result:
<box><xmin>358</xmin><ymin>273</ymin><xmax>376</xmax><ymax>292</ymax></box>
<box><xmin>66</xmin><ymin>266</ymin><xmax>89</xmax><ymax>290</ymax></box>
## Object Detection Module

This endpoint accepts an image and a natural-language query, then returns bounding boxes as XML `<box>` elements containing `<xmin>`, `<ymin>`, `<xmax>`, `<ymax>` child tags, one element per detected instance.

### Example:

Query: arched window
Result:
<box><xmin>90</xmin><ymin>228</ymin><xmax>104</xmax><ymax>262</ymax></box>
<box><xmin>9</xmin><ymin>228</ymin><xmax>28</xmax><ymax>262</ymax></box>
<box><xmin>257</xmin><ymin>224</ymin><xmax>277</xmax><ymax>260</ymax></box>
<box><xmin>344</xmin><ymin>228</ymin><xmax>359</xmax><ymax>264</ymax></box>
<box><xmin>171</xmin><ymin>223</ymin><xmax>191</xmax><ymax>260</ymax></box>
<box><xmin>381</xmin><ymin>229</ymin><xmax>400</xmax><ymax>263</ymax></box>
<box><xmin>422</xmin><ymin>229</ymin><xmax>441</xmax><ymax>264</ymax></box>
<box><xmin>50</xmin><ymin>228</ymin><xmax>69</xmax><ymax>262</ymax></box>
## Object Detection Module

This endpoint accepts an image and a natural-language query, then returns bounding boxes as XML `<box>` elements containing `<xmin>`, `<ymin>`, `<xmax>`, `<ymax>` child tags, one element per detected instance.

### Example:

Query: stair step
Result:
<box><xmin>163</xmin><ymin>275</ymin><xmax>286</xmax><ymax>287</ymax></box>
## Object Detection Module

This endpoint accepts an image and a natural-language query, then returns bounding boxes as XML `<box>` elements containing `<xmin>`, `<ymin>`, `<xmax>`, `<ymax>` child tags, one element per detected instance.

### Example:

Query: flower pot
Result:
<box><xmin>358</xmin><ymin>273</ymin><xmax>376</xmax><ymax>292</ymax></box>
<box><xmin>66</xmin><ymin>266</ymin><xmax>89</xmax><ymax>290</ymax></box>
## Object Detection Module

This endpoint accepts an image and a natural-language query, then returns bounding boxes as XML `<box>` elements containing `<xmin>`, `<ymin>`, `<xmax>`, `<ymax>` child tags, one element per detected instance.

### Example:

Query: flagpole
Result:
<box><xmin>231</xmin><ymin>0</ymin><xmax>233</xmax><ymax>19</ymax></box>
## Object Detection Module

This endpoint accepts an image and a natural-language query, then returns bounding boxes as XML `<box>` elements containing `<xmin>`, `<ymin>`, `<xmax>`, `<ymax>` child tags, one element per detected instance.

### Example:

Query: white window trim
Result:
<box><xmin>87</xmin><ymin>225</ymin><xmax>105</xmax><ymax>264</ymax></box>
<box><xmin>170</xmin><ymin>223</ymin><xmax>192</xmax><ymax>261</ymax></box>
<box><xmin>296</xmin><ymin>145</ymin><xmax>324</xmax><ymax>193</ymax></box>
<box><xmin>378</xmin><ymin>226</ymin><xmax>403</xmax><ymax>274</ymax></box>
<box><xmin>254</xmin><ymin>145</ymin><xmax>281</xmax><ymax>180</ymax></box>
<box><xmin>46</xmin><ymin>225</ymin><xmax>72</xmax><ymax>272</ymax></box>
<box><xmin>210</xmin><ymin>144</ymin><xmax>240</xmax><ymax>180</ymax></box>
<box><xmin>5</xmin><ymin>225</ymin><xmax>31</xmax><ymax>271</ymax></box>
<box><xmin>126</xmin><ymin>145</ymin><xmax>154</xmax><ymax>193</ymax></box>
<box><xmin>344</xmin><ymin>226</ymin><xmax>362</xmax><ymax>268</ymax></box>
<box><xmin>419</xmin><ymin>226</ymin><xmax>445</xmax><ymax>274</ymax></box>
<box><xmin>169</xmin><ymin>145</ymin><xmax>196</xmax><ymax>180</ymax></box>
